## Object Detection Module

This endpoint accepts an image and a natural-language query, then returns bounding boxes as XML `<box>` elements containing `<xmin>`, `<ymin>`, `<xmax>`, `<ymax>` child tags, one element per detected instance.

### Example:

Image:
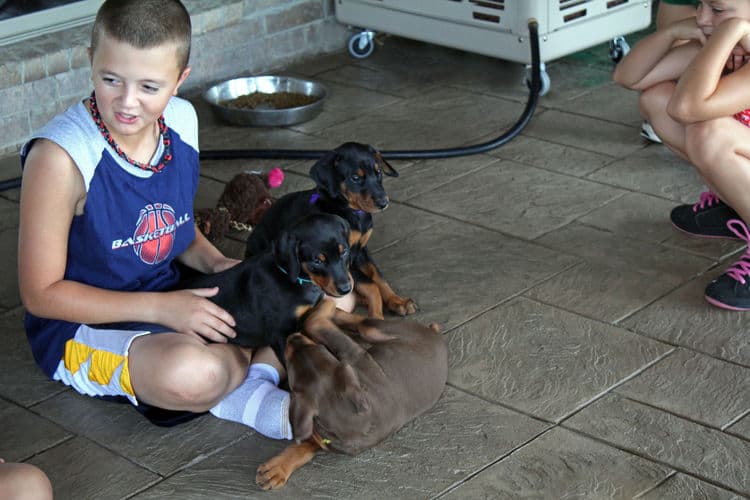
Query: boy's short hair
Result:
<box><xmin>91</xmin><ymin>0</ymin><xmax>192</xmax><ymax>71</ymax></box>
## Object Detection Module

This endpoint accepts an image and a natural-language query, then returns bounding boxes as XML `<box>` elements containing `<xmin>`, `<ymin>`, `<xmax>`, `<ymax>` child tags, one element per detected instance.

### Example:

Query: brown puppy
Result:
<box><xmin>255</xmin><ymin>299</ymin><xmax>448</xmax><ymax>490</ymax></box>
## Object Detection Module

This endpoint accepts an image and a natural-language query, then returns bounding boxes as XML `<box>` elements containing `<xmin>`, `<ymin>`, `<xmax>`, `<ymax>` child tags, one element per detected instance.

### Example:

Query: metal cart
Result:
<box><xmin>335</xmin><ymin>0</ymin><xmax>652</xmax><ymax>95</ymax></box>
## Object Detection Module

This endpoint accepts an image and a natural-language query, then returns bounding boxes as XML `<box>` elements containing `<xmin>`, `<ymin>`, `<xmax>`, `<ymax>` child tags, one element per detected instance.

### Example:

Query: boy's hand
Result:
<box><xmin>160</xmin><ymin>287</ymin><xmax>237</xmax><ymax>343</ymax></box>
<box><xmin>667</xmin><ymin>17</ymin><xmax>707</xmax><ymax>45</ymax></box>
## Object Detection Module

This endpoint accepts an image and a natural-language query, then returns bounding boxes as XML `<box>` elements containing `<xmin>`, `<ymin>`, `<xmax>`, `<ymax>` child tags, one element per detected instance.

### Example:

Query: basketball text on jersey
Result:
<box><xmin>111</xmin><ymin>203</ymin><xmax>191</xmax><ymax>265</ymax></box>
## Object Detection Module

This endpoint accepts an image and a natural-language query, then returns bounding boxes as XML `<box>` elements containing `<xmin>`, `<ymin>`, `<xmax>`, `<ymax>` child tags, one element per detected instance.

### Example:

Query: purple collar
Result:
<box><xmin>310</xmin><ymin>192</ymin><xmax>365</xmax><ymax>215</ymax></box>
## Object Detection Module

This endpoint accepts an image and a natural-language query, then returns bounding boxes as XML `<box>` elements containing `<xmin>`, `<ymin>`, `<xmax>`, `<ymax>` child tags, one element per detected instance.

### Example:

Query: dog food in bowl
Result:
<box><xmin>220</xmin><ymin>92</ymin><xmax>319</xmax><ymax>110</ymax></box>
<box><xmin>204</xmin><ymin>76</ymin><xmax>327</xmax><ymax>127</ymax></box>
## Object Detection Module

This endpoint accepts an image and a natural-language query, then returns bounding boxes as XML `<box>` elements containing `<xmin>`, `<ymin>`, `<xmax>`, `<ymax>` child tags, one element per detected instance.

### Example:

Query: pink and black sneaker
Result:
<box><xmin>670</xmin><ymin>191</ymin><xmax>742</xmax><ymax>240</ymax></box>
<box><xmin>705</xmin><ymin>219</ymin><xmax>750</xmax><ymax>310</ymax></box>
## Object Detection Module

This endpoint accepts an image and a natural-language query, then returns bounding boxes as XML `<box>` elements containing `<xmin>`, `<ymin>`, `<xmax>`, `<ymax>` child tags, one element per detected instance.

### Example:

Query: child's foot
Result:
<box><xmin>705</xmin><ymin>219</ymin><xmax>750</xmax><ymax>310</ymax></box>
<box><xmin>640</xmin><ymin>121</ymin><xmax>662</xmax><ymax>144</ymax></box>
<box><xmin>670</xmin><ymin>192</ymin><xmax>743</xmax><ymax>240</ymax></box>
<box><xmin>210</xmin><ymin>363</ymin><xmax>292</xmax><ymax>440</ymax></box>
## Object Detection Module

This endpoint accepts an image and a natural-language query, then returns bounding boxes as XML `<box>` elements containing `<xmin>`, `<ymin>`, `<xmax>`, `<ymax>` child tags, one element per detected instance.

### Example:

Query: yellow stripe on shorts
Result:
<box><xmin>63</xmin><ymin>339</ymin><xmax>135</xmax><ymax>397</ymax></box>
<box><xmin>64</xmin><ymin>339</ymin><xmax>95</xmax><ymax>374</ymax></box>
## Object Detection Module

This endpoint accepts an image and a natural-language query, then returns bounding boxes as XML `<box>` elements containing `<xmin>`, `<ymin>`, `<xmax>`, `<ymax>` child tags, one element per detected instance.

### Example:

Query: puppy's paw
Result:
<box><xmin>255</xmin><ymin>459</ymin><xmax>291</xmax><ymax>490</ymax></box>
<box><xmin>386</xmin><ymin>295</ymin><xmax>418</xmax><ymax>316</ymax></box>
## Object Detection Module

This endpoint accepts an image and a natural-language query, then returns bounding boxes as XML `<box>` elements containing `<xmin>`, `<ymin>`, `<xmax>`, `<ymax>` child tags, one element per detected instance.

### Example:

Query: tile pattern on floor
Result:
<box><xmin>1</xmin><ymin>33</ymin><xmax>748</xmax><ymax>499</ymax></box>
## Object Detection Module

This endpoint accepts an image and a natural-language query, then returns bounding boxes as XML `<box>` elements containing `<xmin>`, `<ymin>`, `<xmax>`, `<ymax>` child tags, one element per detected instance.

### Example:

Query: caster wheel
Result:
<box><xmin>609</xmin><ymin>36</ymin><xmax>630</xmax><ymax>63</ymax></box>
<box><xmin>524</xmin><ymin>62</ymin><xmax>550</xmax><ymax>96</ymax></box>
<box><xmin>348</xmin><ymin>31</ymin><xmax>375</xmax><ymax>59</ymax></box>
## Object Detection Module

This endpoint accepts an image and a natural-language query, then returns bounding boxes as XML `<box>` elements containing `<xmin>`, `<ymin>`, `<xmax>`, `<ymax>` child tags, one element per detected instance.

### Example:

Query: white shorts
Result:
<box><xmin>52</xmin><ymin>325</ymin><xmax>151</xmax><ymax>405</ymax></box>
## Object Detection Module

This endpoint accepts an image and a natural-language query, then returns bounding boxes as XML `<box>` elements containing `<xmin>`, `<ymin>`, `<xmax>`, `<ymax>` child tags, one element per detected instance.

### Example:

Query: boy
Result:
<box><xmin>18</xmin><ymin>0</ymin><xmax>353</xmax><ymax>437</ymax></box>
<box><xmin>614</xmin><ymin>1</ymin><xmax>750</xmax><ymax>310</ymax></box>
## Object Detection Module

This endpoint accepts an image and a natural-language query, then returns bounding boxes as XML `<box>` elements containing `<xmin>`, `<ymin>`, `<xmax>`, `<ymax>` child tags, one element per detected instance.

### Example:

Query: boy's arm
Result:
<box><xmin>177</xmin><ymin>227</ymin><xmax>241</xmax><ymax>274</ymax></box>
<box><xmin>613</xmin><ymin>17</ymin><xmax>705</xmax><ymax>90</ymax></box>
<box><xmin>18</xmin><ymin>140</ymin><xmax>236</xmax><ymax>342</ymax></box>
<box><xmin>669</xmin><ymin>18</ymin><xmax>750</xmax><ymax>123</ymax></box>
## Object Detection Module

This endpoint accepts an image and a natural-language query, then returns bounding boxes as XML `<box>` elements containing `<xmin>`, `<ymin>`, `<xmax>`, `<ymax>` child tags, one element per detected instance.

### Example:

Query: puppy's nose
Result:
<box><xmin>337</xmin><ymin>280</ymin><xmax>352</xmax><ymax>295</ymax></box>
<box><xmin>375</xmin><ymin>196</ymin><xmax>389</xmax><ymax>210</ymax></box>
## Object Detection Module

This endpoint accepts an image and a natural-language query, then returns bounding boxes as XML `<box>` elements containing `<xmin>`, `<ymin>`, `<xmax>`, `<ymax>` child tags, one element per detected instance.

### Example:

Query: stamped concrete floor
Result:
<box><xmin>1</xmin><ymin>35</ymin><xmax>749</xmax><ymax>499</ymax></box>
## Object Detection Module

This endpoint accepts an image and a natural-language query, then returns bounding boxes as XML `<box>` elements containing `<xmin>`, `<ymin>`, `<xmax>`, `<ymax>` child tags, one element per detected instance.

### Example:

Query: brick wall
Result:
<box><xmin>0</xmin><ymin>0</ymin><xmax>348</xmax><ymax>156</ymax></box>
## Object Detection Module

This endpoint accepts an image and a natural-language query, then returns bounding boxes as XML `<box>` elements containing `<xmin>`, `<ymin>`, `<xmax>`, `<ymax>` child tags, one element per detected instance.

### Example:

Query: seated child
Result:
<box><xmin>18</xmin><ymin>0</ymin><xmax>355</xmax><ymax>437</ymax></box>
<box><xmin>614</xmin><ymin>1</ymin><xmax>750</xmax><ymax>310</ymax></box>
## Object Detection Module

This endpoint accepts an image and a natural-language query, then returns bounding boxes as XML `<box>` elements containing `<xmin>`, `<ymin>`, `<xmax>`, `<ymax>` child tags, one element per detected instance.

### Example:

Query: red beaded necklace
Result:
<box><xmin>87</xmin><ymin>91</ymin><xmax>172</xmax><ymax>173</ymax></box>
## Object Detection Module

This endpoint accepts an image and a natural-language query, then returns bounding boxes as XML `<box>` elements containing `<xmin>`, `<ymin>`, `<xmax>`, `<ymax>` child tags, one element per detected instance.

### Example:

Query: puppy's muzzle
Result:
<box><xmin>374</xmin><ymin>195</ymin><xmax>389</xmax><ymax>210</ymax></box>
<box><xmin>336</xmin><ymin>278</ymin><xmax>353</xmax><ymax>296</ymax></box>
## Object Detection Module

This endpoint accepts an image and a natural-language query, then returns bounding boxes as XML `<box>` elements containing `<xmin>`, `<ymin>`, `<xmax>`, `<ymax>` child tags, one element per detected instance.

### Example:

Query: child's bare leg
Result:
<box><xmin>128</xmin><ymin>333</ymin><xmax>250</xmax><ymax>412</ymax></box>
<box><xmin>251</xmin><ymin>346</ymin><xmax>285</xmax><ymax>378</ymax></box>
<box><xmin>129</xmin><ymin>334</ymin><xmax>293</xmax><ymax>439</ymax></box>
<box><xmin>686</xmin><ymin>118</ymin><xmax>750</xmax><ymax>221</ymax></box>
<box><xmin>0</xmin><ymin>460</ymin><xmax>53</xmax><ymax>500</ymax></box>
<box><xmin>684</xmin><ymin>117</ymin><xmax>750</xmax><ymax>308</ymax></box>
<box><xmin>640</xmin><ymin>81</ymin><xmax>689</xmax><ymax>158</ymax></box>
<box><xmin>209</xmin><ymin>292</ymin><xmax>354</xmax><ymax>439</ymax></box>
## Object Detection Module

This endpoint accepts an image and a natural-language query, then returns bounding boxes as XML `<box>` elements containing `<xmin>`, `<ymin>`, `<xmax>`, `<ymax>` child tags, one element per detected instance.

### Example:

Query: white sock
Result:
<box><xmin>209</xmin><ymin>363</ymin><xmax>293</xmax><ymax>440</ymax></box>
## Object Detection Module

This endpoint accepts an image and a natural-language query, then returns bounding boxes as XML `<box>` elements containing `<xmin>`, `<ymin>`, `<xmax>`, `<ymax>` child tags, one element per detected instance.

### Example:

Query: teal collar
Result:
<box><xmin>277</xmin><ymin>265</ymin><xmax>314</xmax><ymax>285</ymax></box>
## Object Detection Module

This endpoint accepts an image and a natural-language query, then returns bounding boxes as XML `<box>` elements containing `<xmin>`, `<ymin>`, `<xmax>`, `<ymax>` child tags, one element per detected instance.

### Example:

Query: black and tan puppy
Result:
<box><xmin>255</xmin><ymin>299</ymin><xmax>448</xmax><ymax>490</ymax></box>
<box><xmin>184</xmin><ymin>214</ymin><xmax>352</xmax><ymax>364</ymax></box>
<box><xmin>245</xmin><ymin>142</ymin><xmax>417</xmax><ymax>319</ymax></box>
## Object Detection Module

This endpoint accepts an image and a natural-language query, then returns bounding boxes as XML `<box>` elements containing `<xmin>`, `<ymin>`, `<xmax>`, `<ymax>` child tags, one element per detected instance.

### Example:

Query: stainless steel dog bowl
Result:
<box><xmin>203</xmin><ymin>76</ymin><xmax>327</xmax><ymax>127</ymax></box>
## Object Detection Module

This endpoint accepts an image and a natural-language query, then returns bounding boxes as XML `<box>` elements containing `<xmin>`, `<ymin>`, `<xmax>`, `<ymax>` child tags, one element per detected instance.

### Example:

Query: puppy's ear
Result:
<box><xmin>374</xmin><ymin>150</ymin><xmax>398</xmax><ymax>178</ymax></box>
<box><xmin>310</xmin><ymin>150</ymin><xmax>341</xmax><ymax>198</ymax></box>
<box><xmin>335</xmin><ymin>364</ymin><xmax>370</xmax><ymax>414</ymax></box>
<box><xmin>289</xmin><ymin>393</ymin><xmax>316</xmax><ymax>442</ymax></box>
<box><xmin>273</xmin><ymin>231</ymin><xmax>301</xmax><ymax>283</ymax></box>
<box><xmin>335</xmin><ymin>215</ymin><xmax>350</xmax><ymax>242</ymax></box>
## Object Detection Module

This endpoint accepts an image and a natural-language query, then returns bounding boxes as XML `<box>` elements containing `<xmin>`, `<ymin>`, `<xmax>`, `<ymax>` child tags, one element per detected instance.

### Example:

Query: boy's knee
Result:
<box><xmin>155</xmin><ymin>345</ymin><xmax>239</xmax><ymax>408</ymax></box>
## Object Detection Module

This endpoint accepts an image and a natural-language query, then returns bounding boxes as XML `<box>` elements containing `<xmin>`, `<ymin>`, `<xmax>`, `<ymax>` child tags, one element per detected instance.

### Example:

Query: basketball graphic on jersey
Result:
<box><xmin>133</xmin><ymin>203</ymin><xmax>176</xmax><ymax>265</ymax></box>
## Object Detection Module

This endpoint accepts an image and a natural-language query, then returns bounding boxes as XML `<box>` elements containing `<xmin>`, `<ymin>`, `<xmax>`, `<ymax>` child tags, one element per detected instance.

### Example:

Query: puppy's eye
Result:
<box><xmin>350</xmin><ymin>174</ymin><xmax>362</xmax><ymax>183</ymax></box>
<box><xmin>341</xmin><ymin>249</ymin><xmax>349</xmax><ymax>258</ymax></box>
<box><xmin>312</xmin><ymin>258</ymin><xmax>324</xmax><ymax>267</ymax></box>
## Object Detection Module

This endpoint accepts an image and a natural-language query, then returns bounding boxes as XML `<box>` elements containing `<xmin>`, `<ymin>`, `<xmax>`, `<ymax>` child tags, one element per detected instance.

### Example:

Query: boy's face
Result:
<box><xmin>696</xmin><ymin>1</ymin><xmax>750</xmax><ymax>34</ymax></box>
<box><xmin>89</xmin><ymin>33</ymin><xmax>191</xmax><ymax>140</ymax></box>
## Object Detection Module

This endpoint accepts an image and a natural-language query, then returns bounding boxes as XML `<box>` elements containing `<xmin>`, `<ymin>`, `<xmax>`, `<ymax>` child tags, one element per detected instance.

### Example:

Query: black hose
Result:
<box><xmin>200</xmin><ymin>19</ymin><xmax>542</xmax><ymax>162</ymax></box>
<box><xmin>0</xmin><ymin>20</ymin><xmax>541</xmax><ymax>192</ymax></box>
<box><xmin>0</xmin><ymin>177</ymin><xmax>21</xmax><ymax>191</ymax></box>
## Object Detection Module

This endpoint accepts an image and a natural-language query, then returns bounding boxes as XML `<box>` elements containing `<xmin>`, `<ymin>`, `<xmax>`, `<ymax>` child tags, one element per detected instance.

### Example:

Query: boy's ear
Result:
<box><xmin>173</xmin><ymin>66</ymin><xmax>192</xmax><ymax>95</ymax></box>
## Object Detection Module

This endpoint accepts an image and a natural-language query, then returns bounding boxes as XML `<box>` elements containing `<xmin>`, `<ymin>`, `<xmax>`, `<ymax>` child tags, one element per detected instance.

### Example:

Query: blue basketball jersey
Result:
<box><xmin>20</xmin><ymin>96</ymin><xmax>200</xmax><ymax>377</ymax></box>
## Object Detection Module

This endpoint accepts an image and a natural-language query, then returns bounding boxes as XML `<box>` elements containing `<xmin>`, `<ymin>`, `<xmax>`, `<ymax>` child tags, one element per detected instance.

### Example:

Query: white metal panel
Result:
<box><xmin>335</xmin><ymin>0</ymin><xmax>651</xmax><ymax>64</ymax></box>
